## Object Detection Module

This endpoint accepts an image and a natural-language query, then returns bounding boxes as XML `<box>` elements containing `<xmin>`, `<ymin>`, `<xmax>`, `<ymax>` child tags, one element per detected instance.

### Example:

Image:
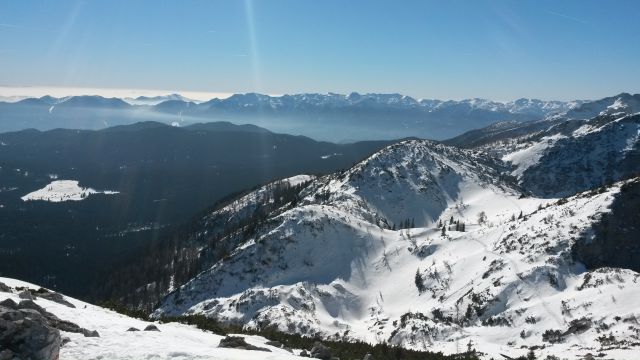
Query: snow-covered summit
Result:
<box><xmin>298</xmin><ymin>140</ymin><xmax>516</xmax><ymax>228</ymax></box>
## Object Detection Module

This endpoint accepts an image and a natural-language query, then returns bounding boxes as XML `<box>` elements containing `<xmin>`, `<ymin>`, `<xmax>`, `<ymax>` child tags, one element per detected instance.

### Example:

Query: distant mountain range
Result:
<box><xmin>9</xmin><ymin>92</ymin><xmax>638</xmax><ymax>141</ymax></box>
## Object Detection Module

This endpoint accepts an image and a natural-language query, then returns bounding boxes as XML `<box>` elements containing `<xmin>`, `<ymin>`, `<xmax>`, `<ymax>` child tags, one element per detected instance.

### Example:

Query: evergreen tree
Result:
<box><xmin>518</xmin><ymin>211</ymin><xmax>523</xmax><ymax>219</ymax></box>
<box><xmin>449</xmin><ymin>216</ymin><xmax>454</xmax><ymax>224</ymax></box>
<box><xmin>441</xmin><ymin>226</ymin><xmax>446</xmax><ymax>237</ymax></box>
<box><xmin>414</xmin><ymin>269</ymin><xmax>425</xmax><ymax>293</ymax></box>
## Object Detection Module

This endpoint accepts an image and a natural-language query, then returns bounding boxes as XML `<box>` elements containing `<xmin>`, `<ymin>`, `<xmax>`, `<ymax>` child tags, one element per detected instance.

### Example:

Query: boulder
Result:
<box><xmin>17</xmin><ymin>291</ymin><xmax>34</xmax><ymax>300</ymax></box>
<box><xmin>0</xmin><ymin>282</ymin><xmax>11</xmax><ymax>293</ymax></box>
<box><xmin>144</xmin><ymin>324</ymin><xmax>160</xmax><ymax>331</ymax></box>
<box><xmin>218</xmin><ymin>335</ymin><xmax>271</xmax><ymax>352</ymax></box>
<box><xmin>0</xmin><ymin>299</ymin><xmax>18</xmax><ymax>310</ymax></box>
<box><xmin>310</xmin><ymin>341</ymin><xmax>332</xmax><ymax>360</ymax></box>
<box><xmin>0</xmin><ymin>306</ymin><xmax>61</xmax><ymax>360</ymax></box>
<box><xmin>126</xmin><ymin>327</ymin><xmax>140</xmax><ymax>331</ymax></box>
<box><xmin>82</xmin><ymin>329</ymin><xmax>100</xmax><ymax>338</ymax></box>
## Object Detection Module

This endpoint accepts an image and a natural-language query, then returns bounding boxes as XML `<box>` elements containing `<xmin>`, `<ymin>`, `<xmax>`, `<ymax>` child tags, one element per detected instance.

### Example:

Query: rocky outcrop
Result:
<box><xmin>0</xmin><ymin>302</ymin><xmax>61</xmax><ymax>360</ymax></box>
<box><xmin>218</xmin><ymin>335</ymin><xmax>271</xmax><ymax>352</ymax></box>
<box><xmin>143</xmin><ymin>324</ymin><xmax>160</xmax><ymax>331</ymax></box>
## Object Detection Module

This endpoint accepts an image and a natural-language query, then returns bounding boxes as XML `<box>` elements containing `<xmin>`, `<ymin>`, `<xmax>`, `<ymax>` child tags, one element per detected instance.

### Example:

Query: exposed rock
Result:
<box><xmin>0</xmin><ymin>305</ymin><xmax>61</xmax><ymax>360</ymax></box>
<box><xmin>0</xmin><ymin>282</ymin><xmax>10</xmax><ymax>293</ymax></box>
<box><xmin>82</xmin><ymin>329</ymin><xmax>100</xmax><ymax>338</ymax></box>
<box><xmin>300</xmin><ymin>350</ymin><xmax>310</xmax><ymax>357</ymax></box>
<box><xmin>310</xmin><ymin>341</ymin><xmax>332</xmax><ymax>360</ymax></box>
<box><xmin>13</xmin><ymin>298</ymin><xmax>97</xmax><ymax>337</ymax></box>
<box><xmin>17</xmin><ymin>299</ymin><xmax>46</xmax><ymax>313</ymax></box>
<box><xmin>18</xmin><ymin>290</ymin><xmax>34</xmax><ymax>300</ymax></box>
<box><xmin>34</xmin><ymin>288</ymin><xmax>76</xmax><ymax>308</ymax></box>
<box><xmin>363</xmin><ymin>354</ymin><xmax>373</xmax><ymax>360</ymax></box>
<box><xmin>143</xmin><ymin>324</ymin><xmax>160</xmax><ymax>331</ymax></box>
<box><xmin>0</xmin><ymin>299</ymin><xmax>17</xmax><ymax>310</ymax></box>
<box><xmin>126</xmin><ymin>327</ymin><xmax>140</xmax><ymax>331</ymax></box>
<box><xmin>218</xmin><ymin>335</ymin><xmax>271</xmax><ymax>352</ymax></box>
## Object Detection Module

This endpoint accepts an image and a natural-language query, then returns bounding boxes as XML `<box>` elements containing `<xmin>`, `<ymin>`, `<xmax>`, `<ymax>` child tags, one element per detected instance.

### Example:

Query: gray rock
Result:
<box><xmin>0</xmin><ymin>298</ymin><xmax>18</xmax><ymax>310</ymax></box>
<box><xmin>35</xmin><ymin>289</ymin><xmax>76</xmax><ymax>308</ymax></box>
<box><xmin>18</xmin><ymin>290</ymin><xmax>34</xmax><ymax>300</ymax></box>
<box><xmin>300</xmin><ymin>349</ymin><xmax>310</xmax><ymax>357</ymax></box>
<box><xmin>144</xmin><ymin>324</ymin><xmax>160</xmax><ymax>331</ymax></box>
<box><xmin>218</xmin><ymin>335</ymin><xmax>271</xmax><ymax>352</ymax></box>
<box><xmin>0</xmin><ymin>306</ymin><xmax>61</xmax><ymax>360</ymax></box>
<box><xmin>15</xmin><ymin>298</ymin><xmax>95</xmax><ymax>336</ymax></box>
<box><xmin>126</xmin><ymin>327</ymin><xmax>140</xmax><ymax>331</ymax></box>
<box><xmin>310</xmin><ymin>341</ymin><xmax>332</xmax><ymax>360</ymax></box>
<box><xmin>0</xmin><ymin>282</ymin><xmax>11</xmax><ymax>293</ymax></box>
<box><xmin>17</xmin><ymin>299</ymin><xmax>46</xmax><ymax>313</ymax></box>
<box><xmin>82</xmin><ymin>329</ymin><xmax>100</xmax><ymax>337</ymax></box>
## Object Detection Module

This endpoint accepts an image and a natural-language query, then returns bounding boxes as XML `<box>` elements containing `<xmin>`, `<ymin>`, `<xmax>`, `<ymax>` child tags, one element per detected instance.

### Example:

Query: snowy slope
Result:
<box><xmin>556</xmin><ymin>93</ymin><xmax>640</xmax><ymax>120</ymax></box>
<box><xmin>154</xmin><ymin>138</ymin><xmax>640</xmax><ymax>359</ymax></box>
<box><xmin>297</xmin><ymin>140</ymin><xmax>518</xmax><ymax>228</ymax></box>
<box><xmin>0</xmin><ymin>277</ymin><xmax>305</xmax><ymax>360</ymax></box>
<box><xmin>501</xmin><ymin>113</ymin><xmax>640</xmax><ymax>197</ymax></box>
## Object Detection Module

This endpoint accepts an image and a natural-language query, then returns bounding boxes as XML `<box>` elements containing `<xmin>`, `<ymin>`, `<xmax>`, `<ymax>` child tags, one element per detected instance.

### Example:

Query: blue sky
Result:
<box><xmin>1</xmin><ymin>0</ymin><xmax>639</xmax><ymax>100</ymax></box>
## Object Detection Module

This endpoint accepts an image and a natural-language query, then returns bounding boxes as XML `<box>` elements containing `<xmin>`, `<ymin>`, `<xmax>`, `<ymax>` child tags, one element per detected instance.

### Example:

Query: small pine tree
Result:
<box><xmin>438</xmin><ymin>219</ymin><xmax>443</xmax><ymax>228</ymax></box>
<box><xmin>441</xmin><ymin>226</ymin><xmax>446</xmax><ymax>237</ymax></box>
<box><xmin>526</xmin><ymin>349</ymin><xmax>536</xmax><ymax>360</ymax></box>
<box><xmin>411</xmin><ymin>218</ymin><xmax>415</xmax><ymax>228</ymax></box>
<box><xmin>510</xmin><ymin>213</ymin><xmax>516</xmax><ymax>221</ymax></box>
<box><xmin>477</xmin><ymin>211</ymin><xmax>487</xmax><ymax>224</ymax></box>
<box><xmin>518</xmin><ymin>211</ymin><xmax>523</xmax><ymax>219</ymax></box>
<box><xmin>449</xmin><ymin>215</ymin><xmax>454</xmax><ymax>224</ymax></box>
<box><xmin>414</xmin><ymin>269</ymin><xmax>425</xmax><ymax>293</ymax></box>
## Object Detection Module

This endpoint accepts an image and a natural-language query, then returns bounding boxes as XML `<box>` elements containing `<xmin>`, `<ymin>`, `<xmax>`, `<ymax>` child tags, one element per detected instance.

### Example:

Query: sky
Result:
<box><xmin>0</xmin><ymin>0</ymin><xmax>639</xmax><ymax>101</ymax></box>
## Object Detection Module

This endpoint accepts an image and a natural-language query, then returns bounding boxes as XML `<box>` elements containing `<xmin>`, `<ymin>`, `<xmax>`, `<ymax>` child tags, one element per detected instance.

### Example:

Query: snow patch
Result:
<box><xmin>21</xmin><ymin>180</ymin><xmax>118</xmax><ymax>202</ymax></box>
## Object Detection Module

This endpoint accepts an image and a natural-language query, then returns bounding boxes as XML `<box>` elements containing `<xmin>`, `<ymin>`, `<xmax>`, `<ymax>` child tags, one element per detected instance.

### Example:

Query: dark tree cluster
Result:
<box><xmin>95</xmin><ymin>179</ymin><xmax>311</xmax><ymax>311</ymax></box>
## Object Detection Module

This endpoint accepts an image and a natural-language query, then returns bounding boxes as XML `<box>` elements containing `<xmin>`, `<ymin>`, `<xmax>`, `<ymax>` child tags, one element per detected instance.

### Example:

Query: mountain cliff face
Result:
<box><xmin>151</xmin><ymin>115</ymin><xmax>640</xmax><ymax>359</ymax></box>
